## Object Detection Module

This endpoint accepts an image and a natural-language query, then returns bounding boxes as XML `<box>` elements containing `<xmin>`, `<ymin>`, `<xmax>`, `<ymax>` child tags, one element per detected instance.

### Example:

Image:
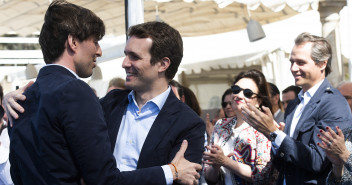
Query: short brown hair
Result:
<box><xmin>108</xmin><ymin>77</ymin><xmax>125</xmax><ymax>89</ymax></box>
<box><xmin>39</xmin><ymin>0</ymin><xmax>105</xmax><ymax>64</ymax></box>
<box><xmin>294</xmin><ymin>32</ymin><xmax>332</xmax><ymax>76</ymax></box>
<box><xmin>128</xmin><ymin>21</ymin><xmax>183</xmax><ymax>80</ymax></box>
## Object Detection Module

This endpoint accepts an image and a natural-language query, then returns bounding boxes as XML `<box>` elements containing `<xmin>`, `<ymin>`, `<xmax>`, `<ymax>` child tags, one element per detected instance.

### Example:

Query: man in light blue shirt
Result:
<box><xmin>100</xmin><ymin>21</ymin><xmax>205</xmax><ymax>185</ymax></box>
<box><xmin>241</xmin><ymin>32</ymin><xmax>352</xmax><ymax>184</ymax></box>
<box><xmin>3</xmin><ymin>18</ymin><xmax>203</xmax><ymax>185</ymax></box>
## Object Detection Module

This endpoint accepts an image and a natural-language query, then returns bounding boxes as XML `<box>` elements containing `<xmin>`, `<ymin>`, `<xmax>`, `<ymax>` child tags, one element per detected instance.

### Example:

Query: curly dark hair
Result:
<box><xmin>294</xmin><ymin>32</ymin><xmax>332</xmax><ymax>76</ymax></box>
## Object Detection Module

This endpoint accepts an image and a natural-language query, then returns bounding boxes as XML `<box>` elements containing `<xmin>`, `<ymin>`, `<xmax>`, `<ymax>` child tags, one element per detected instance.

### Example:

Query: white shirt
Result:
<box><xmin>274</xmin><ymin>80</ymin><xmax>324</xmax><ymax>147</ymax></box>
<box><xmin>113</xmin><ymin>87</ymin><xmax>174</xmax><ymax>184</ymax></box>
<box><xmin>0</xmin><ymin>124</ymin><xmax>13</xmax><ymax>185</ymax></box>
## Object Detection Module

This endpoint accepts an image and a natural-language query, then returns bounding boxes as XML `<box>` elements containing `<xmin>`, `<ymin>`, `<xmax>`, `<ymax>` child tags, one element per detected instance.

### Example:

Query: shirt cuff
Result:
<box><xmin>274</xmin><ymin>130</ymin><xmax>286</xmax><ymax>147</ymax></box>
<box><xmin>162</xmin><ymin>165</ymin><xmax>173</xmax><ymax>185</ymax></box>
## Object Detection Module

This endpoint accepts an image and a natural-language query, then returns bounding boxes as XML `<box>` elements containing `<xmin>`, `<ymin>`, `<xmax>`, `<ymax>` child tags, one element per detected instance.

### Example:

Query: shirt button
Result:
<box><xmin>280</xmin><ymin>152</ymin><xmax>285</xmax><ymax>157</ymax></box>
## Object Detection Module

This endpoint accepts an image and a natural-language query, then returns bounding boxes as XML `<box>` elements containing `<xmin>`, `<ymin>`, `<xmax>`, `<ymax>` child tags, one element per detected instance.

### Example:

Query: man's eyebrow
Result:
<box><xmin>124</xmin><ymin>50</ymin><xmax>141</xmax><ymax>58</ymax></box>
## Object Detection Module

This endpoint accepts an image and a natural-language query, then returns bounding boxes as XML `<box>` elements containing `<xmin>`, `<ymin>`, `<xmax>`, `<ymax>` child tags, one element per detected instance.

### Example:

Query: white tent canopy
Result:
<box><xmin>0</xmin><ymin>0</ymin><xmax>318</xmax><ymax>37</ymax></box>
<box><xmin>91</xmin><ymin>10</ymin><xmax>321</xmax><ymax>99</ymax></box>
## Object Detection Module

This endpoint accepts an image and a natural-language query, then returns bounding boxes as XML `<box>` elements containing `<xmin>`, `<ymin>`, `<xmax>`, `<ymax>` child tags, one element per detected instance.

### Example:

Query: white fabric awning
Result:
<box><xmin>0</xmin><ymin>0</ymin><xmax>318</xmax><ymax>37</ymax></box>
<box><xmin>214</xmin><ymin>0</ymin><xmax>318</xmax><ymax>12</ymax></box>
<box><xmin>180</xmin><ymin>10</ymin><xmax>321</xmax><ymax>74</ymax></box>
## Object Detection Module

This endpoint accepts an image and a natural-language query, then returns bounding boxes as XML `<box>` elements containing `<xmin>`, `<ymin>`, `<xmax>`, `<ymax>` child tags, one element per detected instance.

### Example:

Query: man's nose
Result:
<box><xmin>96</xmin><ymin>44</ymin><xmax>102</xmax><ymax>57</ymax></box>
<box><xmin>122</xmin><ymin>57</ymin><xmax>130</xmax><ymax>68</ymax></box>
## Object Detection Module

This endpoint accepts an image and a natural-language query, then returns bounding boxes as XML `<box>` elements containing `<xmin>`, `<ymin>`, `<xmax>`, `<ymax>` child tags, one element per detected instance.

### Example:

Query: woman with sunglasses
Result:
<box><xmin>221</xmin><ymin>88</ymin><xmax>236</xmax><ymax>118</ymax></box>
<box><xmin>203</xmin><ymin>69</ymin><xmax>274</xmax><ymax>185</ymax></box>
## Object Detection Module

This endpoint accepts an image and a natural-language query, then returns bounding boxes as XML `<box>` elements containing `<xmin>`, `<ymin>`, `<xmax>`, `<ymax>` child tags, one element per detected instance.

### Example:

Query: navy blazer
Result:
<box><xmin>273</xmin><ymin>79</ymin><xmax>352</xmax><ymax>185</ymax></box>
<box><xmin>100</xmin><ymin>88</ymin><xmax>205</xmax><ymax>170</ymax></box>
<box><xmin>9</xmin><ymin>65</ymin><xmax>166</xmax><ymax>185</ymax></box>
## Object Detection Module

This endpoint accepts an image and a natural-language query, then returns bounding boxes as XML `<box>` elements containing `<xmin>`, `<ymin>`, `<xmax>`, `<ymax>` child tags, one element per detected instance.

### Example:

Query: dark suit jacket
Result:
<box><xmin>273</xmin><ymin>79</ymin><xmax>352</xmax><ymax>185</ymax></box>
<box><xmin>9</xmin><ymin>65</ymin><xmax>166</xmax><ymax>185</ymax></box>
<box><xmin>100</xmin><ymin>88</ymin><xmax>205</xmax><ymax>170</ymax></box>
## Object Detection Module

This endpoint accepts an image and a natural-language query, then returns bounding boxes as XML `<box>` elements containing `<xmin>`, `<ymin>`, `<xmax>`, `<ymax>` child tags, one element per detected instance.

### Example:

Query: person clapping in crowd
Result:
<box><xmin>318</xmin><ymin>126</ymin><xmax>352</xmax><ymax>185</ymax></box>
<box><xmin>203</xmin><ymin>69</ymin><xmax>275</xmax><ymax>185</ymax></box>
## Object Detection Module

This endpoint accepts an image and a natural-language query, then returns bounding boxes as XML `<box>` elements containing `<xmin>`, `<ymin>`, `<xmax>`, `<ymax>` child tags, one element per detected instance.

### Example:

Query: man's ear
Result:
<box><xmin>318</xmin><ymin>60</ymin><xmax>327</xmax><ymax>72</ymax></box>
<box><xmin>67</xmin><ymin>34</ymin><xmax>78</xmax><ymax>52</ymax></box>
<box><xmin>158</xmin><ymin>57</ymin><xmax>171</xmax><ymax>73</ymax></box>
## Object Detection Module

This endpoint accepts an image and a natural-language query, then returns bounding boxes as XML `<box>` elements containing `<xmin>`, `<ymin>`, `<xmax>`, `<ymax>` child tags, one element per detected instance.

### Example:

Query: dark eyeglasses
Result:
<box><xmin>231</xmin><ymin>85</ymin><xmax>258</xmax><ymax>99</ymax></box>
<box><xmin>221</xmin><ymin>101</ymin><xmax>232</xmax><ymax>108</ymax></box>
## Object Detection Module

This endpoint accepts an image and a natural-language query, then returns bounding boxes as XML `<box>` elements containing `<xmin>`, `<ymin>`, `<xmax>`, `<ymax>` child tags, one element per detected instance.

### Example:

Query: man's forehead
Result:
<box><xmin>125</xmin><ymin>36</ymin><xmax>152</xmax><ymax>50</ymax></box>
<box><xmin>290</xmin><ymin>42</ymin><xmax>313</xmax><ymax>59</ymax></box>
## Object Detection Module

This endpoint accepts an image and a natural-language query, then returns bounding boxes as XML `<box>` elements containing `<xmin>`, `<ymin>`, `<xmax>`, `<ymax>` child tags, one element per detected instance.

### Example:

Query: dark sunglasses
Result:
<box><xmin>231</xmin><ymin>85</ymin><xmax>258</xmax><ymax>99</ymax></box>
<box><xmin>221</xmin><ymin>101</ymin><xmax>232</xmax><ymax>108</ymax></box>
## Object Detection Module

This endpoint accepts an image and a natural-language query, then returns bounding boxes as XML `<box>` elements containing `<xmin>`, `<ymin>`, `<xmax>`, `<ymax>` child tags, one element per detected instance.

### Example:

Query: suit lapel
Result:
<box><xmin>292</xmin><ymin>79</ymin><xmax>330</xmax><ymax>139</ymax></box>
<box><xmin>137</xmin><ymin>91</ymin><xmax>179</xmax><ymax>167</ymax></box>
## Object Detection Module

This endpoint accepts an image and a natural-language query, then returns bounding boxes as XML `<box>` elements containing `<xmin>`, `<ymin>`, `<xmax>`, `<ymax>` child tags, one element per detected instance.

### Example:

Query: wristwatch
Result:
<box><xmin>269</xmin><ymin>131</ymin><xmax>277</xmax><ymax>141</ymax></box>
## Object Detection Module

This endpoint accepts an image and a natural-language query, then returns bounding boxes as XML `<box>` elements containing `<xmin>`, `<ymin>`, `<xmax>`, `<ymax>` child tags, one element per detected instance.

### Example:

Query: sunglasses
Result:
<box><xmin>221</xmin><ymin>101</ymin><xmax>232</xmax><ymax>108</ymax></box>
<box><xmin>231</xmin><ymin>85</ymin><xmax>258</xmax><ymax>99</ymax></box>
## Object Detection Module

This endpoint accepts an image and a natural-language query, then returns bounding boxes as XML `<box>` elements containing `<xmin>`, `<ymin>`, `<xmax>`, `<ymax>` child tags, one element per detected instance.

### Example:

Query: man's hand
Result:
<box><xmin>170</xmin><ymin>140</ymin><xmax>202</xmax><ymax>185</ymax></box>
<box><xmin>3</xmin><ymin>81</ymin><xmax>33</xmax><ymax>125</ymax></box>
<box><xmin>241</xmin><ymin>103</ymin><xmax>277</xmax><ymax>138</ymax></box>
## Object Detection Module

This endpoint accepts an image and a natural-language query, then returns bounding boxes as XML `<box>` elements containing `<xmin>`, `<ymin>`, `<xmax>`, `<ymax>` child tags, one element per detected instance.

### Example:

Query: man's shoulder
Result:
<box><xmin>99</xmin><ymin>89</ymin><xmax>131</xmax><ymax>112</ymax></box>
<box><xmin>316</xmin><ymin>85</ymin><xmax>345</xmax><ymax>103</ymax></box>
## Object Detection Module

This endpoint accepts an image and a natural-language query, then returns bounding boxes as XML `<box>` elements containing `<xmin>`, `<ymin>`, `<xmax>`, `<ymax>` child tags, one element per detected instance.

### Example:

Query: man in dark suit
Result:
<box><xmin>241</xmin><ymin>32</ymin><xmax>352</xmax><ymax>184</ymax></box>
<box><xmin>5</xmin><ymin>1</ymin><xmax>201</xmax><ymax>185</ymax></box>
<box><xmin>99</xmin><ymin>21</ymin><xmax>205</xmax><ymax>184</ymax></box>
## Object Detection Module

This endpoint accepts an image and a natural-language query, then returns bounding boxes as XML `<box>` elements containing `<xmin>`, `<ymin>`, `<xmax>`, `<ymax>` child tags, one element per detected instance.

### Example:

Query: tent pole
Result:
<box><xmin>124</xmin><ymin>0</ymin><xmax>129</xmax><ymax>41</ymax></box>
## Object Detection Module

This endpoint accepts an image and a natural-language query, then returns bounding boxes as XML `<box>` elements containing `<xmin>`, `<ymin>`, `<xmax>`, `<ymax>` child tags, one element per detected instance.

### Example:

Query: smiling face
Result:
<box><xmin>122</xmin><ymin>36</ymin><xmax>161</xmax><ymax>93</ymax></box>
<box><xmin>74</xmin><ymin>36</ymin><xmax>101</xmax><ymax>78</ymax></box>
<box><xmin>231</xmin><ymin>78</ymin><xmax>261</xmax><ymax>115</ymax></box>
<box><xmin>290</xmin><ymin>42</ymin><xmax>326</xmax><ymax>92</ymax></box>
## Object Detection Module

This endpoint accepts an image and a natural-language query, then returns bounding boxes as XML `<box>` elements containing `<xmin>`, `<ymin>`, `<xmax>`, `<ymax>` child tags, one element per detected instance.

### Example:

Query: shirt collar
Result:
<box><xmin>127</xmin><ymin>86</ymin><xmax>171</xmax><ymax>111</ymax></box>
<box><xmin>298</xmin><ymin>79</ymin><xmax>324</xmax><ymax>101</ymax></box>
<box><xmin>46</xmin><ymin>64</ymin><xmax>79</xmax><ymax>79</ymax></box>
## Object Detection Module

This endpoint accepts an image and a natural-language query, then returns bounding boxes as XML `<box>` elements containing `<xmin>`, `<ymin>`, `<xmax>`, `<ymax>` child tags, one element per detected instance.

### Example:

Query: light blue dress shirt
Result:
<box><xmin>113</xmin><ymin>87</ymin><xmax>173</xmax><ymax>184</ymax></box>
<box><xmin>272</xmin><ymin>79</ymin><xmax>324</xmax><ymax>148</ymax></box>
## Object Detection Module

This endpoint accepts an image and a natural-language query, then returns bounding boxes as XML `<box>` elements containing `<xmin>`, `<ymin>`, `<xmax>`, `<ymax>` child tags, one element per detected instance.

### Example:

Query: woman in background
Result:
<box><xmin>203</xmin><ymin>69</ymin><xmax>274</xmax><ymax>185</ymax></box>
